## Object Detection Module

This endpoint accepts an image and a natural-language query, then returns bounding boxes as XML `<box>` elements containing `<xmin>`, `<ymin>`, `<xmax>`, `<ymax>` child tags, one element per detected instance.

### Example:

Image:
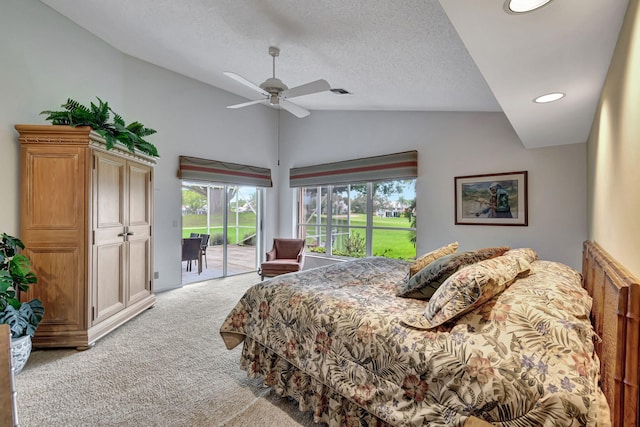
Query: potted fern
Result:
<box><xmin>40</xmin><ymin>97</ymin><xmax>159</xmax><ymax>157</ymax></box>
<box><xmin>0</xmin><ymin>233</ymin><xmax>44</xmax><ymax>374</ymax></box>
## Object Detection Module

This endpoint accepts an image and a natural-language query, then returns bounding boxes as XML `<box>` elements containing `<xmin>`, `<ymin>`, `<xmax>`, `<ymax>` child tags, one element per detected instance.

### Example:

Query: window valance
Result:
<box><xmin>289</xmin><ymin>150</ymin><xmax>417</xmax><ymax>187</ymax></box>
<box><xmin>178</xmin><ymin>155</ymin><xmax>272</xmax><ymax>187</ymax></box>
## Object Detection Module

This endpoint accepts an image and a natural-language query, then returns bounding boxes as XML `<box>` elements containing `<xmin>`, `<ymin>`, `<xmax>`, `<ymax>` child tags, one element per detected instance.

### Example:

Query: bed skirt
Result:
<box><xmin>239</xmin><ymin>337</ymin><xmax>612</xmax><ymax>427</ymax></box>
<box><xmin>240</xmin><ymin>337</ymin><xmax>392</xmax><ymax>427</ymax></box>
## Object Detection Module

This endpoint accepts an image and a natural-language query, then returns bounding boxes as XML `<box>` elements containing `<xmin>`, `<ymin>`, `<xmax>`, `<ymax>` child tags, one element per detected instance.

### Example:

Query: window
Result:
<box><xmin>297</xmin><ymin>179</ymin><xmax>416</xmax><ymax>260</ymax></box>
<box><xmin>290</xmin><ymin>151</ymin><xmax>417</xmax><ymax>260</ymax></box>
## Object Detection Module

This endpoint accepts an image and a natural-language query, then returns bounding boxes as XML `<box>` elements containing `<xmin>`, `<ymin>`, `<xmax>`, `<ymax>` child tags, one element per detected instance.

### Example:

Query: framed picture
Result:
<box><xmin>455</xmin><ymin>171</ymin><xmax>528</xmax><ymax>226</ymax></box>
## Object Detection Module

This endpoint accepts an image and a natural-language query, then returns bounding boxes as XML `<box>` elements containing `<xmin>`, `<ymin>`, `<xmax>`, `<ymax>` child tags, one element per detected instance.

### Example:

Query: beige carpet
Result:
<box><xmin>14</xmin><ymin>274</ymin><xmax>319</xmax><ymax>427</ymax></box>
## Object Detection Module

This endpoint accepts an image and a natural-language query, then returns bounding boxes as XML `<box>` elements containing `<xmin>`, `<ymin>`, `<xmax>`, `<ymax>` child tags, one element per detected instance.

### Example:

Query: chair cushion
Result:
<box><xmin>274</xmin><ymin>239</ymin><xmax>304</xmax><ymax>259</ymax></box>
<box><xmin>261</xmin><ymin>260</ymin><xmax>302</xmax><ymax>275</ymax></box>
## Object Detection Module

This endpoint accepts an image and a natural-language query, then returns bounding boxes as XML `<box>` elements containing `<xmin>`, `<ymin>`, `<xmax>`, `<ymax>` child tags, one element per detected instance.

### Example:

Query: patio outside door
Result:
<box><xmin>182</xmin><ymin>182</ymin><xmax>261</xmax><ymax>283</ymax></box>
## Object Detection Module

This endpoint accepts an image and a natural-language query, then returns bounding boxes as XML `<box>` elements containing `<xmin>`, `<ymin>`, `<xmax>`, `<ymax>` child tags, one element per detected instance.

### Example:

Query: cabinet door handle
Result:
<box><xmin>118</xmin><ymin>227</ymin><xmax>131</xmax><ymax>240</ymax></box>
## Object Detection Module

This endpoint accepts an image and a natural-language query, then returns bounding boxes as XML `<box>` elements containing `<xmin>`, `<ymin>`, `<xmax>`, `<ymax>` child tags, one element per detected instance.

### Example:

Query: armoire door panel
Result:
<box><xmin>93</xmin><ymin>243</ymin><xmax>125</xmax><ymax>324</ymax></box>
<box><xmin>128</xmin><ymin>238</ymin><xmax>151</xmax><ymax>304</ymax></box>
<box><xmin>94</xmin><ymin>153</ymin><xmax>125</xmax><ymax>228</ymax></box>
<box><xmin>128</xmin><ymin>163</ymin><xmax>151</xmax><ymax>226</ymax></box>
<box><xmin>25</xmin><ymin>247</ymin><xmax>85</xmax><ymax>330</ymax></box>
<box><xmin>23</xmin><ymin>149</ymin><xmax>85</xmax><ymax>230</ymax></box>
<box><xmin>127</xmin><ymin>160</ymin><xmax>152</xmax><ymax>305</ymax></box>
<box><xmin>94</xmin><ymin>227</ymin><xmax>127</xmax><ymax>247</ymax></box>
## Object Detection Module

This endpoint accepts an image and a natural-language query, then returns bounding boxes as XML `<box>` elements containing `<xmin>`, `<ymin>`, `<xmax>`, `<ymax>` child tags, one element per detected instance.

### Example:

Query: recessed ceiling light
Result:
<box><xmin>505</xmin><ymin>0</ymin><xmax>553</xmax><ymax>13</ymax></box>
<box><xmin>533</xmin><ymin>92</ymin><xmax>565</xmax><ymax>103</ymax></box>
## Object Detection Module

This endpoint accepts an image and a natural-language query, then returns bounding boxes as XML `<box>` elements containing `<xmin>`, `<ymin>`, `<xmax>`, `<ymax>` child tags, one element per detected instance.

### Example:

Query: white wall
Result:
<box><xmin>279</xmin><ymin>111</ymin><xmax>587</xmax><ymax>270</ymax></box>
<box><xmin>0</xmin><ymin>1</ymin><xmax>279</xmax><ymax>292</ymax></box>
<box><xmin>588</xmin><ymin>0</ymin><xmax>640</xmax><ymax>278</ymax></box>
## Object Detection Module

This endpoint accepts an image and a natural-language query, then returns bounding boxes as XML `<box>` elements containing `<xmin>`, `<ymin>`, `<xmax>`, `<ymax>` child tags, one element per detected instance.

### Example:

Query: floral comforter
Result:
<box><xmin>220</xmin><ymin>257</ymin><xmax>601</xmax><ymax>427</ymax></box>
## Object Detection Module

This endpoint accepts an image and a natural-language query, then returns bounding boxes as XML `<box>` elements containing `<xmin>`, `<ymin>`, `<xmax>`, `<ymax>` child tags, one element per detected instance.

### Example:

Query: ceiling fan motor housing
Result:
<box><xmin>260</xmin><ymin>77</ymin><xmax>288</xmax><ymax>93</ymax></box>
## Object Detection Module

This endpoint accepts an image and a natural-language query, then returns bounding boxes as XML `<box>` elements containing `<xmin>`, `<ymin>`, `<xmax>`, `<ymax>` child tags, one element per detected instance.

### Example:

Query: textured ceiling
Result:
<box><xmin>39</xmin><ymin>0</ymin><xmax>628</xmax><ymax>148</ymax></box>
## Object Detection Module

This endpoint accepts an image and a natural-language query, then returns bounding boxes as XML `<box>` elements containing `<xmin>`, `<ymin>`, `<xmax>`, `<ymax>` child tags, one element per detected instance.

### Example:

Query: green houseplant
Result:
<box><xmin>40</xmin><ymin>97</ymin><xmax>159</xmax><ymax>158</ymax></box>
<box><xmin>0</xmin><ymin>233</ymin><xmax>44</xmax><ymax>374</ymax></box>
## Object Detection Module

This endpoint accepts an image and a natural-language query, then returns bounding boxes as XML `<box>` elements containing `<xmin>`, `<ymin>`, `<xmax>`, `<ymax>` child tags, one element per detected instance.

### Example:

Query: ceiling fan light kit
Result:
<box><xmin>225</xmin><ymin>46</ymin><xmax>331</xmax><ymax>118</ymax></box>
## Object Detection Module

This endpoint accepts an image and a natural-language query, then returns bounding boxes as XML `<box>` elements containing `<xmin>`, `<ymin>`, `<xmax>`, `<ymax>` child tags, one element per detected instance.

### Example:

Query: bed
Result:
<box><xmin>220</xmin><ymin>242</ymin><xmax>639</xmax><ymax>427</ymax></box>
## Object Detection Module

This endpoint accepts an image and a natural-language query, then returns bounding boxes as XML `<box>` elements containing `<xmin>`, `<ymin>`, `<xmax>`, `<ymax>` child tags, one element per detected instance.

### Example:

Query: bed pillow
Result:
<box><xmin>409</xmin><ymin>242</ymin><xmax>459</xmax><ymax>277</ymax></box>
<box><xmin>503</xmin><ymin>247</ymin><xmax>538</xmax><ymax>264</ymax></box>
<box><xmin>402</xmin><ymin>254</ymin><xmax>531</xmax><ymax>329</ymax></box>
<box><xmin>397</xmin><ymin>246</ymin><xmax>510</xmax><ymax>300</ymax></box>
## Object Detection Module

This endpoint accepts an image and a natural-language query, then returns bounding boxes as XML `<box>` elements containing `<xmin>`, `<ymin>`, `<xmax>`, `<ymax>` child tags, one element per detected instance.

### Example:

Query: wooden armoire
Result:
<box><xmin>16</xmin><ymin>124</ymin><xmax>156</xmax><ymax>350</ymax></box>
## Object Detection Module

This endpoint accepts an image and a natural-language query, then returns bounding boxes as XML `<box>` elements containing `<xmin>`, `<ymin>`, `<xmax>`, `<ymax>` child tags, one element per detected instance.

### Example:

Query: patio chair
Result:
<box><xmin>200</xmin><ymin>234</ymin><xmax>210</xmax><ymax>268</ymax></box>
<box><xmin>182</xmin><ymin>237</ymin><xmax>202</xmax><ymax>274</ymax></box>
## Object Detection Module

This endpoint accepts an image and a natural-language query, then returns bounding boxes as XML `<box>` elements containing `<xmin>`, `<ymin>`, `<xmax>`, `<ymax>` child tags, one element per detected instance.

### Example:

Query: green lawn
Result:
<box><xmin>182</xmin><ymin>212</ymin><xmax>256</xmax><ymax>227</ymax></box>
<box><xmin>304</xmin><ymin>214</ymin><xmax>416</xmax><ymax>260</ymax></box>
<box><xmin>182</xmin><ymin>213</ymin><xmax>256</xmax><ymax>245</ymax></box>
<box><xmin>183</xmin><ymin>212</ymin><xmax>416</xmax><ymax>259</ymax></box>
<box><xmin>372</xmin><ymin>229</ymin><xmax>415</xmax><ymax>259</ymax></box>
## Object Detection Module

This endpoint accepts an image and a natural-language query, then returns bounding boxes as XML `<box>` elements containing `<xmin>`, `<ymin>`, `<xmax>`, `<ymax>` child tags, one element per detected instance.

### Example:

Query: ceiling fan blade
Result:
<box><xmin>279</xmin><ymin>99</ymin><xmax>310</xmax><ymax>118</ymax></box>
<box><xmin>281</xmin><ymin>79</ymin><xmax>330</xmax><ymax>99</ymax></box>
<box><xmin>227</xmin><ymin>99</ymin><xmax>266</xmax><ymax>109</ymax></box>
<box><xmin>223</xmin><ymin>72</ymin><xmax>269</xmax><ymax>96</ymax></box>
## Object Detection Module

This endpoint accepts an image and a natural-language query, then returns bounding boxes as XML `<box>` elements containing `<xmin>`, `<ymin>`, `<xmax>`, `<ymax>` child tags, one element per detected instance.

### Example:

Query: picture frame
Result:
<box><xmin>454</xmin><ymin>171</ymin><xmax>528</xmax><ymax>226</ymax></box>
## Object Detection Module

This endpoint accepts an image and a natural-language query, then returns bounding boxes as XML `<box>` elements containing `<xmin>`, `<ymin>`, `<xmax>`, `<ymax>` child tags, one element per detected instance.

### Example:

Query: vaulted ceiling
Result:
<box><xmin>40</xmin><ymin>0</ymin><xmax>628</xmax><ymax>148</ymax></box>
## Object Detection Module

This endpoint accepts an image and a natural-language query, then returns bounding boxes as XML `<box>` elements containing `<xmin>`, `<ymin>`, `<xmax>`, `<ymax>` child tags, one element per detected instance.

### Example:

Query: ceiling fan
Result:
<box><xmin>225</xmin><ymin>46</ymin><xmax>330</xmax><ymax>118</ymax></box>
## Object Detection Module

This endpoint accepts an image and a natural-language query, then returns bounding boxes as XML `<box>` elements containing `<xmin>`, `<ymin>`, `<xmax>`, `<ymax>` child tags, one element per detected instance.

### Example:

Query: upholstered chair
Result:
<box><xmin>259</xmin><ymin>238</ymin><xmax>305</xmax><ymax>280</ymax></box>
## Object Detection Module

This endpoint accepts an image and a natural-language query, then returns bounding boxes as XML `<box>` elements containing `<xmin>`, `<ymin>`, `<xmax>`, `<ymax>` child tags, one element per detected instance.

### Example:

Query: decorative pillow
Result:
<box><xmin>402</xmin><ymin>254</ymin><xmax>531</xmax><ymax>329</ymax></box>
<box><xmin>503</xmin><ymin>247</ymin><xmax>538</xmax><ymax>264</ymax></box>
<box><xmin>409</xmin><ymin>242</ymin><xmax>459</xmax><ymax>277</ymax></box>
<box><xmin>397</xmin><ymin>246</ymin><xmax>509</xmax><ymax>300</ymax></box>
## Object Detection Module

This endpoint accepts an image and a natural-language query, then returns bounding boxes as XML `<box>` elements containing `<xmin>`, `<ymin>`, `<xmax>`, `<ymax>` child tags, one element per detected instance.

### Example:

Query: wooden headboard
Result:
<box><xmin>583</xmin><ymin>241</ymin><xmax>639</xmax><ymax>427</ymax></box>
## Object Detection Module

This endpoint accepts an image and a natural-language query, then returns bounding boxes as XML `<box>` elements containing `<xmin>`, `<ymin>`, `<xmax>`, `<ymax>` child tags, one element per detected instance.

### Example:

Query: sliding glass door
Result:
<box><xmin>226</xmin><ymin>186</ymin><xmax>260</xmax><ymax>275</ymax></box>
<box><xmin>182</xmin><ymin>181</ymin><xmax>261</xmax><ymax>282</ymax></box>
